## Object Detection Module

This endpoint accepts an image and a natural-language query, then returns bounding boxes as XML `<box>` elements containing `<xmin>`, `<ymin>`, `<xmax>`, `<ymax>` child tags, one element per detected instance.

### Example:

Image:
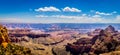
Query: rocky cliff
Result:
<box><xmin>0</xmin><ymin>24</ymin><xmax>32</xmax><ymax>55</ymax></box>
<box><xmin>66</xmin><ymin>25</ymin><xmax>120</xmax><ymax>55</ymax></box>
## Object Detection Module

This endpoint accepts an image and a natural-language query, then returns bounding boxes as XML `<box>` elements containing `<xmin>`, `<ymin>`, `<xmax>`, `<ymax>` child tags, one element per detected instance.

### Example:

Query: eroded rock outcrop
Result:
<box><xmin>0</xmin><ymin>24</ymin><xmax>32</xmax><ymax>55</ymax></box>
<box><xmin>105</xmin><ymin>25</ymin><xmax>116</xmax><ymax>33</ymax></box>
<box><xmin>66</xmin><ymin>25</ymin><xmax>120</xmax><ymax>55</ymax></box>
<box><xmin>8</xmin><ymin>29</ymin><xmax>51</xmax><ymax>42</ymax></box>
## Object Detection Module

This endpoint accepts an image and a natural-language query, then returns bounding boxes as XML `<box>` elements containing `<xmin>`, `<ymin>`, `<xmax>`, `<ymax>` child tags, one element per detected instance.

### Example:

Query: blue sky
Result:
<box><xmin>0</xmin><ymin>0</ymin><xmax>120</xmax><ymax>23</ymax></box>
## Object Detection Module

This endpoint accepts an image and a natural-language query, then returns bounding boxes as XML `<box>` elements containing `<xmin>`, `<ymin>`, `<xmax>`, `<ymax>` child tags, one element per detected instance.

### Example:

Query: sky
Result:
<box><xmin>0</xmin><ymin>0</ymin><xmax>120</xmax><ymax>23</ymax></box>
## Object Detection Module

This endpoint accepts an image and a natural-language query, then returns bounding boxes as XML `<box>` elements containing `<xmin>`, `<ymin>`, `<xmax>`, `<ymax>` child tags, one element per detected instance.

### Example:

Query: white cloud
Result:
<box><xmin>116</xmin><ymin>15</ymin><xmax>120</xmax><ymax>20</ymax></box>
<box><xmin>0</xmin><ymin>18</ymin><xmax>22</xmax><ymax>23</ymax></box>
<box><xmin>36</xmin><ymin>15</ymin><xmax>84</xmax><ymax>19</ymax></box>
<box><xmin>35</xmin><ymin>14</ymin><xmax>120</xmax><ymax>23</ymax></box>
<box><xmin>96</xmin><ymin>11</ymin><xmax>112</xmax><ymax>15</ymax></box>
<box><xmin>35</xmin><ymin>6</ymin><xmax>60</xmax><ymax>12</ymax></box>
<box><xmin>0</xmin><ymin>18</ymin><xmax>40</xmax><ymax>23</ymax></box>
<box><xmin>92</xmin><ymin>15</ymin><xmax>101</xmax><ymax>18</ymax></box>
<box><xmin>82</xmin><ymin>14</ymin><xmax>87</xmax><ymax>16</ymax></box>
<box><xmin>35</xmin><ymin>15</ymin><xmax>48</xmax><ymax>18</ymax></box>
<box><xmin>62</xmin><ymin>7</ymin><xmax>81</xmax><ymax>12</ymax></box>
<box><xmin>35</xmin><ymin>15</ymin><xmax>106</xmax><ymax>23</ymax></box>
<box><xmin>1</xmin><ymin>15</ymin><xmax>120</xmax><ymax>23</ymax></box>
<box><xmin>90</xmin><ymin>10</ymin><xmax>117</xmax><ymax>16</ymax></box>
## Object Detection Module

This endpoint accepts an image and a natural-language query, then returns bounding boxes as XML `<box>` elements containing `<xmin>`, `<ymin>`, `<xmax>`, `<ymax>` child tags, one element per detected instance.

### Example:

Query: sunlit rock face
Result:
<box><xmin>105</xmin><ymin>25</ymin><xmax>116</xmax><ymax>33</ymax></box>
<box><xmin>0</xmin><ymin>24</ymin><xmax>32</xmax><ymax>55</ymax></box>
<box><xmin>66</xmin><ymin>25</ymin><xmax>120</xmax><ymax>55</ymax></box>
<box><xmin>0</xmin><ymin>24</ymin><xmax>10</xmax><ymax>44</ymax></box>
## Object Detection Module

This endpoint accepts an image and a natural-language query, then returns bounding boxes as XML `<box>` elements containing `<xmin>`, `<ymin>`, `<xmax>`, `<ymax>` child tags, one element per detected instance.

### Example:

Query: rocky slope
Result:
<box><xmin>0</xmin><ymin>24</ymin><xmax>32</xmax><ymax>55</ymax></box>
<box><xmin>66</xmin><ymin>25</ymin><xmax>120</xmax><ymax>55</ymax></box>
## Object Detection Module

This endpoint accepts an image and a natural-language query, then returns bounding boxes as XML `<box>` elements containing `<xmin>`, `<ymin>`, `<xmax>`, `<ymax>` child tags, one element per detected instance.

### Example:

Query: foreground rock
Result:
<box><xmin>0</xmin><ymin>24</ymin><xmax>32</xmax><ymax>55</ymax></box>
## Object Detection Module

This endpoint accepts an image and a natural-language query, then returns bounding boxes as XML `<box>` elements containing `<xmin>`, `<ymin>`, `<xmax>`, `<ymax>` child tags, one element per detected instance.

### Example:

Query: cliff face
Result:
<box><xmin>0</xmin><ymin>25</ymin><xmax>11</xmax><ymax>48</ymax></box>
<box><xmin>66</xmin><ymin>25</ymin><xmax>120</xmax><ymax>55</ymax></box>
<box><xmin>105</xmin><ymin>25</ymin><xmax>116</xmax><ymax>33</ymax></box>
<box><xmin>8</xmin><ymin>29</ymin><xmax>51</xmax><ymax>43</ymax></box>
<box><xmin>0</xmin><ymin>24</ymin><xmax>32</xmax><ymax>55</ymax></box>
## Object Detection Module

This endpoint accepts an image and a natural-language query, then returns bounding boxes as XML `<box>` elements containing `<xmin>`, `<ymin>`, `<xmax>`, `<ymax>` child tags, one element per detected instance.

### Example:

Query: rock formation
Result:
<box><xmin>105</xmin><ymin>25</ymin><xmax>116</xmax><ymax>33</ymax></box>
<box><xmin>66</xmin><ymin>25</ymin><xmax>120</xmax><ymax>55</ymax></box>
<box><xmin>0</xmin><ymin>25</ymin><xmax>10</xmax><ymax>48</ymax></box>
<box><xmin>0</xmin><ymin>24</ymin><xmax>32</xmax><ymax>55</ymax></box>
